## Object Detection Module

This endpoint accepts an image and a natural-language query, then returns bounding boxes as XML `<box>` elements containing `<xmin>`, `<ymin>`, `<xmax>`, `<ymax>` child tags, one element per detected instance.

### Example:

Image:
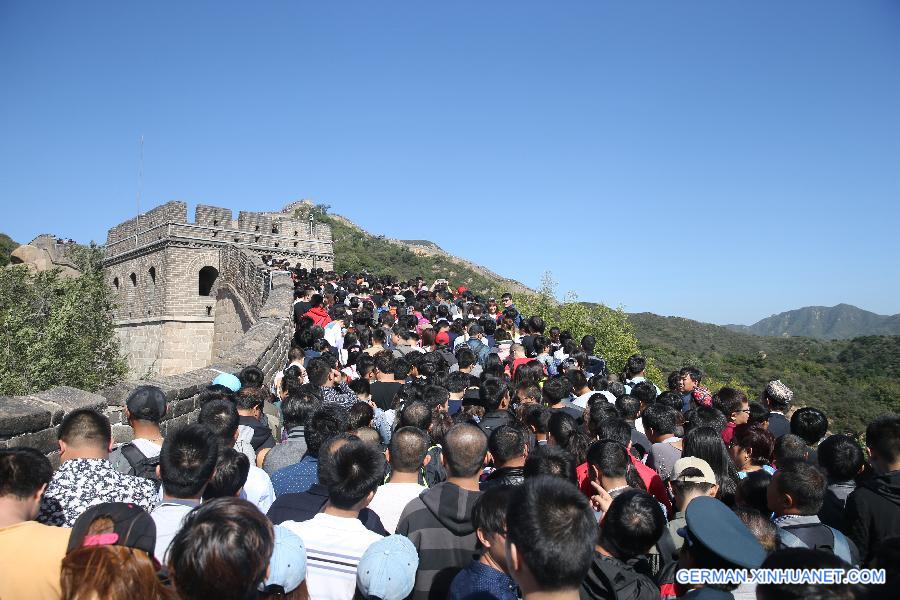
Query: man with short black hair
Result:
<box><xmin>774</xmin><ymin>434</ymin><xmax>809</xmax><ymax>465</ymax></box>
<box><xmin>449</xmin><ymin>486</ymin><xmax>517</xmax><ymax>600</ymax></box>
<box><xmin>262</xmin><ymin>390</ymin><xmax>321</xmax><ymax>476</ymax></box>
<box><xmin>293</xmin><ymin>286</ymin><xmax>314</xmax><ymax>326</ymax></box>
<box><xmin>368</xmin><ymin>427</ymin><xmax>429</xmax><ymax>533</ymax></box>
<box><xmin>397</xmin><ymin>423</ymin><xmax>488</xmax><ymax>600</ymax></box>
<box><xmin>203</xmin><ymin>448</ymin><xmax>250</xmax><ymax>499</ymax></box>
<box><xmin>845</xmin><ymin>414</ymin><xmax>900</xmax><ymax>565</ymax></box>
<box><xmin>267</xmin><ymin>433</ymin><xmax>388</xmax><ymax>536</ymax></box>
<box><xmin>628</xmin><ymin>381</ymin><xmax>658</xmax><ymax>435</ymax></box>
<box><xmin>623</xmin><ymin>355</ymin><xmax>661</xmax><ymax>396</ymax></box>
<box><xmin>581</xmin><ymin>490</ymin><xmax>664</xmax><ymax>600</ymax></box>
<box><xmin>150</xmin><ymin>423</ymin><xmax>220</xmax><ymax>563</ymax></box>
<box><xmin>466</xmin><ymin>323</ymin><xmax>491</xmax><ymax>366</ymax></box>
<box><xmin>524</xmin><ymin>446</ymin><xmax>578</xmax><ymax>483</ymax></box>
<box><xmin>271</xmin><ymin>404</ymin><xmax>346</xmax><ymax>496</ymax></box>
<box><xmin>790</xmin><ymin>406</ymin><xmax>828</xmax><ymax>463</ymax></box>
<box><xmin>615</xmin><ymin>394</ymin><xmax>653</xmax><ymax>458</ymax></box>
<box><xmin>817</xmin><ymin>434</ymin><xmax>864</xmax><ymax>531</ymax></box>
<box><xmin>109</xmin><ymin>384</ymin><xmax>167</xmax><ymax>479</ymax></box>
<box><xmin>768</xmin><ymin>460</ymin><xmax>860</xmax><ymax>565</ymax></box>
<box><xmin>506</xmin><ymin>476</ymin><xmax>597</xmax><ymax>600</ymax></box>
<box><xmin>284</xmin><ymin>438</ymin><xmax>386</xmax><ymax>597</ymax></box>
<box><xmin>235</xmin><ymin>387</ymin><xmax>276</xmax><ymax>467</ymax></box>
<box><xmin>643</xmin><ymin>403</ymin><xmax>683</xmax><ymax>482</ymax></box>
<box><xmin>37</xmin><ymin>409</ymin><xmax>158</xmax><ymax>526</ymax></box>
<box><xmin>584</xmin><ymin>440</ymin><xmax>634</xmax><ymax>520</ymax></box>
<box><xmin>370</xmin><ymin>352</ymin><xmax>403</xmax><ymax>410</ymax></box>
<box><xmin>713</xmin><ymin>388</ymin><xmax>750</xmax><ymax>446</ymax></box>
<box><xmin>482</xmin><ymin>425</ymin><xmax>527</xmax><ymax>490</ymax></box>
<box><xmin>678</xmin><ymin>366</ymin><xmax>711</xmax><ymax>413</ymax></box>
<box><xmin>567</xmin><ymin>369</ymin><xmax>594</xmax><ymax>409</ymax></box>
<box><xmin>0</xmin><ymin>448</ymin><xmax>70</xmax><ymax>599</ymax></box>
<box><xmin>446</xmin><ymin>370</ymin><xmax>474</xmax><ymax>416</ymax></box>
<box><xmin>307</xmin><ymin>355</ymin><xmax>359</xmax><ymax>411</ymax></box>
<box><xmin>479</xmin><ymin>377</ymin><xmax>514</xmax><ymax>435</ymax></box>
<box><xmin>542</xmin><ymin>375</ymin><xmax>582</xmax><ymax>421</ymax></box>
<box><xmin>198</xmin><ymin>399</ymin><xmax>276</xmax><ymax>513</ymax></box>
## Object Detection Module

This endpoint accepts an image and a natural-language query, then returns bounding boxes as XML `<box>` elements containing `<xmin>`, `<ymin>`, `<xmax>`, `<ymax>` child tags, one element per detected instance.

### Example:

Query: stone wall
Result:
<box><xmin>0</xmin><ymin>387</ymin><xmax>113</xmax><ymax>467</ymax></box>
<box><xmin>212</xmin><ymin>285</ymin><xmax>254</xmax><ymax>359</ymax></box>
<box><xmin>0</xmin><ymin>271</ymin><xmax>295</xmax><ymax>462</ymax></box>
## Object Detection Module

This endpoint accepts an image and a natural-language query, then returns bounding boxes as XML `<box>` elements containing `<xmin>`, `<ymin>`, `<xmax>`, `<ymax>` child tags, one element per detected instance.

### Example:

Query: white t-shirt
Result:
<box><xmin>130</xmin><ymin>438</ymin><xmax>162</xmax><ymax>458</ymax></box>
<box><xmin>283</xmin><ymin>513</ymin><xmax>383</xmax><ymax>600</ymax></box>
<box><xmin>150</xmin><ymin>501</ymin><xmax>198</xmax><ymax>563</ymax></box>
<box><xmin>367</xmin><ymin>482</ymin><xmax>426</xmax><ymax>533</ymax></box>
<box><xmin>242</xmin><ymin>465</ymin><xmax>276</xmax><ymax>514</ymax></box>
<box><xmin>571</xmin><ymin>391</ymin><xmax>595</xmax><ymax>409</ymax></box>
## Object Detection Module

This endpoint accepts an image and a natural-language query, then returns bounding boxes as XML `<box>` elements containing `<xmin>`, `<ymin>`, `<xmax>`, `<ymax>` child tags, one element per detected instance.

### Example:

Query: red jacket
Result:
<box><xmin>511</xmin><ymin>357</ymin><xmax>534</xmax><ymax>377</ymax></box>
<box><xmin>578</xmin><ymin>454</ymin><xmax>673</xmax><ymax>517</ymax></box>
<box><xmin>304</xmin><ymin>306</ymin><xmax>331</xmax><ymax>328</ymax></box>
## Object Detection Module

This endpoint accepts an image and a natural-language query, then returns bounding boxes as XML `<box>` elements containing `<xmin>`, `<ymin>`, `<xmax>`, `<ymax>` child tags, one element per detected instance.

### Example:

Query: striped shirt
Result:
<box><xmin>282</xmin><ymin>512</ymin><xmax>384</xmax><ymax>599</ymax></box>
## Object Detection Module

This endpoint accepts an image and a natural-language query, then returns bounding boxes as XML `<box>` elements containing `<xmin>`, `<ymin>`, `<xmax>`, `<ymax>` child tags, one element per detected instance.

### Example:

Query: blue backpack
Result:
<box><xmin>777</xmin><ymin>526</ymin><xmax>853</xmax><ymax>564</ymax></box>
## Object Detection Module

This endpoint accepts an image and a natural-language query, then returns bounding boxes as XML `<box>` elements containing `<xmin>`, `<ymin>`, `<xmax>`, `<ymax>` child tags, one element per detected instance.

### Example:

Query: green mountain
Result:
<box><xmin>630</xmin><ymin>312</ymin><xmax>899</xmax><ymax>433</ymax></box>
<box><xmin>724</xmin><ymin>304</ymin><xmax>900</xmax><ymax>340</ymax></box>
<box><xmin>306</xmin><ymin>208</ymin><xmax>534</xmax><ymax>296</ymax></box>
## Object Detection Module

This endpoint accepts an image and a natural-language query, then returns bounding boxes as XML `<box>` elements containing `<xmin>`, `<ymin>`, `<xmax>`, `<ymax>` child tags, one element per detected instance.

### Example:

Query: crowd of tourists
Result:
<box><xmin>1</xmin><ymin>270</ymin><xmax>899</xmax><ymax>600</ymax></box>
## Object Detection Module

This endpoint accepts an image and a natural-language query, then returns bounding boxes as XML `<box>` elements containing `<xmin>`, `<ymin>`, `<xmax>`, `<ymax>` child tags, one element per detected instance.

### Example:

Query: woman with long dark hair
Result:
<box><xmin>682</xmin><ymin>426</ymin><xmax>739</xmax><ymax>506</ymax></box>
<box><xmin>547</xmin><ymin>411</ymin><xmax>592</xmax><ymax>466</ymax></box>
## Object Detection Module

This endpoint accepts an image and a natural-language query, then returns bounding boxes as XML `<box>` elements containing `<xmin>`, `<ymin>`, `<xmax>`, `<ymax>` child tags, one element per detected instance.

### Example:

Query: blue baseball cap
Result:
<box><xmin>356</xmin><ymin>535</ymin><xmax>418</xmax><ymax>600</ymax></box>
<box><xmin>261</xmin><ymin>525</ymin><xmax>307</xmax><ymax>594</ymax></box>
<box><xmin>212</xmin><ymin>372</ymin><xmax>242</xmax><ymax>392</ymax></box>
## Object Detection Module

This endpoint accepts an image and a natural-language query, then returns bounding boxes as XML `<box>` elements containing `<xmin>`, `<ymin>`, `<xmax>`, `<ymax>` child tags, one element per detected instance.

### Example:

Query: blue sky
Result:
<box><xmin>2</xmin><ymin>1</ymin><xmax>899</xmax><ymax>325</ymax></box>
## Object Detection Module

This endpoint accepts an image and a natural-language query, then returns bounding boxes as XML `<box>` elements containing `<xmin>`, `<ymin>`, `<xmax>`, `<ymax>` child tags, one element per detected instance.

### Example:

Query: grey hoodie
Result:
<box><xmin>396</xmin><ymin>481</ymin><xmax>482</xmax><ymax>600</ymax></box>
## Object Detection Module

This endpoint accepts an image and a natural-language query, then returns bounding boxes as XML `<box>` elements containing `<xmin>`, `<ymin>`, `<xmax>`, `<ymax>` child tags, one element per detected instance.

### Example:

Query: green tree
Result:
<box><xmin>0</xmin><ymin>256</ymin><xmax>126</xmax><ymax>396</ymax></box>
<box><xmin>0</xmin><ymin>233</ymin><xmax>17</xmax><ymax>267</ymax></box>
<box><xmin>508</xmin><ymin>272</ymin><xmax>658</xmax><ymax>381</ymax></box>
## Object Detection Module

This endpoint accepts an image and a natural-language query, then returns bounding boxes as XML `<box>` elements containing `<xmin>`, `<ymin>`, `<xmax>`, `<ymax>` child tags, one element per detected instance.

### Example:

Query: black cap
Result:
<box><xmin>126</xmin><ymin>385</ymin><xmax>167</xmax><ymax>422</ymax></box>
<box><xmin>67</xmin><ymin>502</ymin><xmax>157</xmax><ymax>557</ymax></box>
<box><xmin>679</xmin><ymin>496</ymin><xmax>766</xmax><ymax>569</ymax></box>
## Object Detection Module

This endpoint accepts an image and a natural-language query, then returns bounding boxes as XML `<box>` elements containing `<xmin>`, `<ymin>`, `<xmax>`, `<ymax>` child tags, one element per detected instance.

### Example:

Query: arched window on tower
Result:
<box><xmin>148</xmin><ymin>266</ymin><xmax>156</xmax><ymax>285</ymax></box>
<box><xmin>199</xmin><ymin>266</ymin><xmax>218</xmax><ymax>296</ymax></box>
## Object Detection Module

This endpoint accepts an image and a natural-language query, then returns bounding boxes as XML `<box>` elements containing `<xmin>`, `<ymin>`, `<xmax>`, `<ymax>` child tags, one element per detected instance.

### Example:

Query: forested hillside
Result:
<box><xmin>630</xmin><ymin>312</ymin><xmax>899</xmax><ymax>433</ymax></box>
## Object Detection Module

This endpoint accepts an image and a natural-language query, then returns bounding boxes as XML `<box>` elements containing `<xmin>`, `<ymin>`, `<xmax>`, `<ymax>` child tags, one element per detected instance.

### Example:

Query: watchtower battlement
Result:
<box><xmin>104</xmin><ymin>201</ymin><xmax>333</xmax><ymax>263</ymax></box>
<box><xmin>102</xmin><ymin>200</ymin><xmax>333</xmax><ymax>378</ymax></box>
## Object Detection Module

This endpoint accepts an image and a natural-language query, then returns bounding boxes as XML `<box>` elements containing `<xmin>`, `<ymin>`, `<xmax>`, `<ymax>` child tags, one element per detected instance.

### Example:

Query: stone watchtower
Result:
<box><xmin>103</xmin><ymin>201</ymin><xmax>333</xmax><ymax>378</ymax></box>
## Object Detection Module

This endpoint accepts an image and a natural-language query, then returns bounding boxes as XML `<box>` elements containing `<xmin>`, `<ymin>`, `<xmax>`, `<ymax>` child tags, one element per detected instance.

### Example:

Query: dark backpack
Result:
<box><xmin>580</xmin><ymin>554</ymin><xmax>659</xmax><ymax>600</ymax></box>
<box><xmin>120</xmin><ymin>443</ymin><xmax>161</xmax><ymax>487</ymax></box>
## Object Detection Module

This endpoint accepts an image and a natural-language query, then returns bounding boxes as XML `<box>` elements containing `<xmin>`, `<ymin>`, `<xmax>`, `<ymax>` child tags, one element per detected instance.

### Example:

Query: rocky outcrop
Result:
<box><xmin>9</xmin><ymin>235</ymin><xmax>82</xmax><ymax>278</ymax></box>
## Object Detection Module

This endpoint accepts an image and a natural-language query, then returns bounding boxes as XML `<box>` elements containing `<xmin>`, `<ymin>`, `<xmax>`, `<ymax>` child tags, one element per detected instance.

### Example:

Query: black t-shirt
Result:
<box><xmin>521</xmin><ymin>335</ymin><xmax>537</xmax><ymax>357</ymax></box>
<box><xmin>629</xmin><ymin>427</ymin><xmax>653</xmax><ymax>462</ymax></box>
<box><xmin>371</xmin><ymin>381</ymin><xmax>402</xmax><ymax>411</ymax></box>
<box><xmin>293</xmin><ymin>300</ymin><xmax>312</xmax><ymax>324</ymax></box>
